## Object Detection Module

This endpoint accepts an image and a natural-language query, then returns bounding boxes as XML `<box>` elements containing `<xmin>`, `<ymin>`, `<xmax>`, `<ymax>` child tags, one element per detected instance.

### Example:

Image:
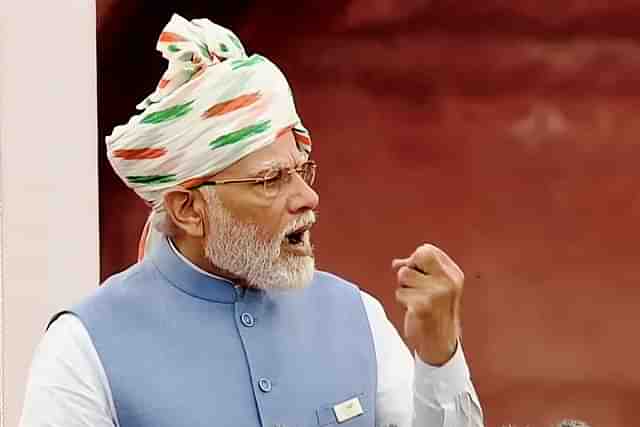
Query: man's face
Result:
<box><xmin>202</xmin><ymin>131</ymin><xmax>319</xmax><ymax>290</ymax></box>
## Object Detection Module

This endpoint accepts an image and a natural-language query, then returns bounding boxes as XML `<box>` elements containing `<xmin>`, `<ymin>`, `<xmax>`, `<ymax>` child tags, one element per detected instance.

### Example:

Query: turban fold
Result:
<box><xmin>105</xmin><ymin>14</ymin><xmax>312</xmax><ymax>259</ymax></box>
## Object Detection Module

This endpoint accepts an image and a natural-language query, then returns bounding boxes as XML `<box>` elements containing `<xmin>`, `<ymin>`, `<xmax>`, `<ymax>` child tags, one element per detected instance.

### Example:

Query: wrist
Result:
<box><xmin>416</xmin><ymin>336</ymin><xmax>458</xmax><ymax>366</ymax></box>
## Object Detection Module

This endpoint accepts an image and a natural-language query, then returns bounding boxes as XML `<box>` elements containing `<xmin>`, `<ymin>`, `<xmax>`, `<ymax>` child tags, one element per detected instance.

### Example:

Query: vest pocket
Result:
<box><xmin>316</xmin><ymin>393</ymin><xmax>371</xmax><ymax>426</ymax></box>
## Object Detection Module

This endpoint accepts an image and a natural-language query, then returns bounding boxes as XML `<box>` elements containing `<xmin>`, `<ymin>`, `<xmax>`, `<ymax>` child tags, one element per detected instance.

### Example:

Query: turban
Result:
<box><xmin>105</xmin><ymin>14</ymin><xmax>312</xmax><ymax>259</ymax></box>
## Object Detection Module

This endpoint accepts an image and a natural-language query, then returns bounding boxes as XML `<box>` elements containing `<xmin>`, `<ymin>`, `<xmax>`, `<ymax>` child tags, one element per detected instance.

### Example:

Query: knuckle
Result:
<box><xmin>412</xmin><ymin>245</ymin><xmax>436</xmax><ymax>266</ymax></box>
<box><xmin>420</xmin><ymin>242</ymin><xmax>437</xmax><ymax>251</ymax></box>
<box><xmin>417</xmin><ymin>244</ymin><xmax>436</xmax><ymax>257</ymax></box>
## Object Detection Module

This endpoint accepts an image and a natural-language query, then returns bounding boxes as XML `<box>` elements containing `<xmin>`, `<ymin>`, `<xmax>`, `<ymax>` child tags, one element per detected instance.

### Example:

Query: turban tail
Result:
<box><xmin>105</xmin><ymin>14</ymin><xmax>312</xmax><ymax>259</ymax></box>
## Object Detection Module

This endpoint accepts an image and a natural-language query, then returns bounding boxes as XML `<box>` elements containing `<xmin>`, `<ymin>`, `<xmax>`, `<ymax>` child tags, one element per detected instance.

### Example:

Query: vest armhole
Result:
<box><xmin>46</xmin><ymin>310</ymin><xmax>75</xmax><ymax>331</ymax></box>
<box><xmin>354</xmin><ymin>289</ymin><xmax>378</xmax><ymax>426</ymax></box>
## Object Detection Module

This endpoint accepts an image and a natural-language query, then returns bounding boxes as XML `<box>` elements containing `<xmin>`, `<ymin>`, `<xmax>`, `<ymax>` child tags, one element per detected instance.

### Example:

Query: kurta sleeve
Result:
<box><xmin>19</xmin><ymin>314</ymin><xmax>118</xmax><ymax>427</ymax></box>
<box><xmin>360</xmin><ymin>290</ymin><xmax>483</xmax><ymax>427</ymax></box>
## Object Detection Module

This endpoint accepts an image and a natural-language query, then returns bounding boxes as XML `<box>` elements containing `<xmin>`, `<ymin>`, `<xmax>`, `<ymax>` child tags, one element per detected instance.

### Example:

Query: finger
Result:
<box><xmin>395</xmin><ymin>287</ymin><xmax>432</xmax><ymax>314</ymax></box>
<box><xmin>395</xmin><ymin>285</ymin><xmax>426</xmax><ymax>307</ymax></box>
<box><xmin>396</xmin><ymin>266</ymin><xmax>423</xmax><ymax>288</ymax></box>
<box><xmin>410</xmin><ymin>244</ymin><xmax>464</xmax><ymax>283</ymax></box>
<box><xmin>425</xmin><ymin>246</ymin><xmax>463</xmax><ymax>279</ymax></box>
<box><xmin>424</xmin><ymin>248</ymin><xmax>464</xmax><ymax>286</ymax></box>
<box><xmin>409</xmin><ymin>244</ymin><xmax>444</xmax><ymax>275</ymax></box>
<box><xmin>391</xmin><ymin>257</ymin><xmax>410</xmax><ymax>271</ymax></box>
<box><xmin>396</xmin><ymin>283</ymin><xmax>449</xmax><ymax>299</ymax></box>
<box><xmin>395</xmin><ymin>286</ymin><xmax>449</xmax><ymax>312</ymax></box>
<box><xmin>397</xmin><ymin>266</ymin><xmax>447</xmax><ymax>290</ymax></box>
<box><xmin>394</xmin><ymin>249</ymin><xmax>440</xmax><ymax>274</ymax></box>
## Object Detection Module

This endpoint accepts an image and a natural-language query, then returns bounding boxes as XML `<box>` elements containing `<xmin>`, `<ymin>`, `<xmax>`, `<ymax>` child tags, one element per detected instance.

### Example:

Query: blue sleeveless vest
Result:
<box><xmin>57</xmin><ymin>238</ymin><xmax>377</xmax><ymax>427</ymax></box>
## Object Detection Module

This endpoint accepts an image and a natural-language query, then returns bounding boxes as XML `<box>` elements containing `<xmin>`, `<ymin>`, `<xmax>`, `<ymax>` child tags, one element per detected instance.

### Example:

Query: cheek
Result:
<box><xmin>249</xmin><ymin>198</ymin><xmax>294</xmax><ymax>240</ymax></box>
<box><xmin>254</xmin><ymin>205</ymin><xmax>290</xmax><ymax>238</ymax></box>
<box><xmin>216</xmin><ymin>187</ymin><xmax>291</xmax><ymax>236</ymax></box>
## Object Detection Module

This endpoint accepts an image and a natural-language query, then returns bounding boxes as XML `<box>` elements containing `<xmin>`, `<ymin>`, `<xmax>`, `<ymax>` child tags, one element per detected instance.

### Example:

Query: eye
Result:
<box><xmin>262</xmin><ymin>169</ymin><xmax>283</xmax><ymax>185</ymax></box>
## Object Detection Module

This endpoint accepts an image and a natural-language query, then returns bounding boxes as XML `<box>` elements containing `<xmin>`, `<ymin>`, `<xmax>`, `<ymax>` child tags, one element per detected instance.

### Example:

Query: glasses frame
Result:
<box><xmin>188</xmin><ymin>160</ymin><xmax>317</xmax><ymax>197</ymax></box>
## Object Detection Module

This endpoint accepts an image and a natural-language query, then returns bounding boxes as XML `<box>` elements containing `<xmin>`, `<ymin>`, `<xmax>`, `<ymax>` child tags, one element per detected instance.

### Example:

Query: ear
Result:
<box><xmin>163</xmin><ymin>188</ymin><xmax>208</xmax><ymax>238</ymax></box>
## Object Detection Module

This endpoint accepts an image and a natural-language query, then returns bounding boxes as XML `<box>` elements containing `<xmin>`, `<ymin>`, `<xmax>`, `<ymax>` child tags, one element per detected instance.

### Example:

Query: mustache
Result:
<box><xmin>283</xmin><ymin>210</ymin><xmax>318</xmax><ymax>236</ymax></box>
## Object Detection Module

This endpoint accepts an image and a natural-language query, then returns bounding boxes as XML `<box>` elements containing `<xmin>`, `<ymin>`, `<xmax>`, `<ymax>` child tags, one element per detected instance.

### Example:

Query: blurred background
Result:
<box><xmin>97</xmin><ymin>1</ymin><xmax>640</xmax><ymax>426</ymax></box>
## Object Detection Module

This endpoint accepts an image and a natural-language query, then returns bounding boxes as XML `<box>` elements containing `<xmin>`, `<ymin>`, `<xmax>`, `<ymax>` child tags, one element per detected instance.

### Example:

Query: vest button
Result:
<box><xmin>240</xmin><ymin>312</ymin><xmax>255</xmax><ymax>327</ymax></box>
<box><xmin>258</xmin><ymin>377</ymin><xmax>272</xmax><ymax>393</ymax></box>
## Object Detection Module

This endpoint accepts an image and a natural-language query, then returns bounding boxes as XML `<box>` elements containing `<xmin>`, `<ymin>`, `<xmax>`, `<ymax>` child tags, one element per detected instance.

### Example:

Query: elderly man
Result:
<box><xmin>20</xmin><ymin>14</ymin><xmax>482</xmax><ymax>427</ymax></box>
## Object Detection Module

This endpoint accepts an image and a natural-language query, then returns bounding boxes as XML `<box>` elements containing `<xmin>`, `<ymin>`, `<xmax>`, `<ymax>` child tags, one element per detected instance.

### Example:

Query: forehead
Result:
<box><xmin>222</xmin><ymin>131</ymin><xmax>305</xmax><ymax>176</ymax></box>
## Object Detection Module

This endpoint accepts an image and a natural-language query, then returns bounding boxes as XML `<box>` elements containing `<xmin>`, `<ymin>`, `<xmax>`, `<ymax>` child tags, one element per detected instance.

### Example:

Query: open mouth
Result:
<box><xmin>285</xmin><ymin>223</ymin><xmax>312</xmax><ymax>246</ymax></box>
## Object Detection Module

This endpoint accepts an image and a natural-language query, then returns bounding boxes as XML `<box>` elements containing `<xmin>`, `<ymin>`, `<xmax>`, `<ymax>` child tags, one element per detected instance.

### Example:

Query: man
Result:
<box><xmin>20</xmin><ymin>14</ymin><xmax>483</xmax><ymax>427</ymax></box>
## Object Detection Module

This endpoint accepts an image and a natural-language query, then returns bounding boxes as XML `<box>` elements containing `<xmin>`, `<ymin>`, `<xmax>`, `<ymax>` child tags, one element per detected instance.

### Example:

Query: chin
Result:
<box><xmin>250</xmin><ymin>255</ymin><xmax>315</xmax><ymax>291</ymax></box>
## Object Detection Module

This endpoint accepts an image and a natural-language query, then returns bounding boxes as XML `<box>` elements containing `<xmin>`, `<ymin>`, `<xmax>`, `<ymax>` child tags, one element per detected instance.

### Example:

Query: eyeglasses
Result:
<box><xmin>189</xmin><ymin>160</ymin><xmax>317</xmax><ymax>199</ymax></box>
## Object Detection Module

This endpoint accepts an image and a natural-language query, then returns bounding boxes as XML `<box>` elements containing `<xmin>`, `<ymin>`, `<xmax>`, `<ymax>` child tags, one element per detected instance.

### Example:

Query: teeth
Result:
<box><xmin>284</xmin><ymin>222</ymin><xmax>313</xmax><ymax>246</ymax></box>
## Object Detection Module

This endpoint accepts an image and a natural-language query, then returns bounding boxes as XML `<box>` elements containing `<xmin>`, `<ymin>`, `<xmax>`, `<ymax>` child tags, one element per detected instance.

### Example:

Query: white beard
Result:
<box><xmin>203</xmin><ymin>189</ymin><xmax>315</xmax><ymax>290</ymax></box>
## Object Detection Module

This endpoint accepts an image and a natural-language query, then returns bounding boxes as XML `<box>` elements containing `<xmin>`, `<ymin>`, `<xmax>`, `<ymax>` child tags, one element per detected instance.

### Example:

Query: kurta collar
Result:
<box><xmin>148</xmin><ymin>236</ymin><xmax>238</xmax><ymax>303</ymax></box>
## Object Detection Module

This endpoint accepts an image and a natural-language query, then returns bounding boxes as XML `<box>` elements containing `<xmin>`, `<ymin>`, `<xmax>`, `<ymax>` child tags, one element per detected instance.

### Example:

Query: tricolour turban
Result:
<box><xmin>105</xmin><ymin>14</ymin><xmax>312</xmax><ymax>259</ymax></box>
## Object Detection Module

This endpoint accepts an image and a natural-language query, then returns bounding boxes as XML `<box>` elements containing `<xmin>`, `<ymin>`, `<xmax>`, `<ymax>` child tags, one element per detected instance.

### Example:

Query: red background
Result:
<box><xmin>98</xmin><ymin>2</ymin><xmax>640</xmax><ymax>425</ymax></box>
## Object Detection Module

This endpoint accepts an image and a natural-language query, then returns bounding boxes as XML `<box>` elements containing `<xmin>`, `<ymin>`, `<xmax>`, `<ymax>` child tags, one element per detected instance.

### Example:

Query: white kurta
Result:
<box><xmin>20</xmin><ymin>244</ymin><xmax>483</xmax><ymax>427</ymax></box>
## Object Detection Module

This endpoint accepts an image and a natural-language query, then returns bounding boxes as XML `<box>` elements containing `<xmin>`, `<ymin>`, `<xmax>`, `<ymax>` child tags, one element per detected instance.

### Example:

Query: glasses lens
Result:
<box><xmin>301</xmin><ymin>162</ymin><xmax>316</xmax><ymax>186</ymax></box>
<box><xmin>262</xmin><ymin>169</ymin><xmax>282</xmax><ymax>198</ymax></box>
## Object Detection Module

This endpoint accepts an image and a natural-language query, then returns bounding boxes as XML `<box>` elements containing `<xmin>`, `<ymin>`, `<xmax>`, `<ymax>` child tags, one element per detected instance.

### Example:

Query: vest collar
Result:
<box><xmin>148</xmin><ymin>236</ymin><xmax>238</xmax><ymax>303</ymax></box>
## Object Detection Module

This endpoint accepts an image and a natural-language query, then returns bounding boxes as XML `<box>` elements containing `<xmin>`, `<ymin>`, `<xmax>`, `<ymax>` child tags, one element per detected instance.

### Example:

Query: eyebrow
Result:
<box><xmin>246</xmin><ymin>160</ymin><xmax>282</xmax><ymax>178</ymax></box>
<box><xmin>246</xmin><ymin>156</ymin><xmax>307</xmax><ymax>177</ymax></box>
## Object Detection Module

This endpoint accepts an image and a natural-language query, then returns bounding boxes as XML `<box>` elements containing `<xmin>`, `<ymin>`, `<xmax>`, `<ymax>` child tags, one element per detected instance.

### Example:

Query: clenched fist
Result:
<box><xmin>392</xmin><ymin>243</ymin><xmax>464</xmax><ymax>366</ymax></box>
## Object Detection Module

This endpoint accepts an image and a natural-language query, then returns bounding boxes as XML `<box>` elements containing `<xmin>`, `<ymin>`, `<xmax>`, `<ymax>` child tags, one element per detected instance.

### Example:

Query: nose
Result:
<box><xmin>287</xmin><ymin>173</ymin><xmax>319</xmax><ymax>214</ymax></box>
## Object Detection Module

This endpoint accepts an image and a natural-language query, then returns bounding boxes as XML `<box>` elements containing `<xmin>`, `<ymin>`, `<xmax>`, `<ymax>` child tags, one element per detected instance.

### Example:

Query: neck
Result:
<box><xmin>172</xmin><ymin>236</ymin><xmax>249</xmax><ymax>286</ymax></box>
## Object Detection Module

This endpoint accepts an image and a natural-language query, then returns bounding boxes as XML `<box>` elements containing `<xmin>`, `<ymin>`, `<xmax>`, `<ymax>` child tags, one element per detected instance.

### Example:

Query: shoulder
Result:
<box><xmin>68</xmin><ymin>261</ymin><xmax>155</xmax><ymax>320</ymax></box>
<box><xmin>306</xmin><ymin>271</ymin><xmax>375</xmax><ymax>319</ymax></box>
<box><xmin>85</xmin><ymin>261</ymin><xmax>153</xmax><ymax>300</ymax></box>
<box><xmin>358</xmin><ymin>288</ymin><xmax>386</xmax><ymax>314</ymax></box>
<box><xmin>100</xmin><ymin>261</ymin><xmax>150</xmax><ymax>288</ymax></box>
<box><xmin>312</xmin><ymin>270</ymin><xmax>358</xmax><ymax>289</ymax></box>
<box><xmin>311</xmin><ymin>270</ymin><xmax>365</xmax><ymax>301</ymax></box>
<box><xmin>312</xmin><ymin>270</ymin><xmax>387</xmax><ymax>315</ymax></box>
<box><xmin>311</xmin><ymin>271</ymin><xmax>390</xmax><ymax>327</ymax></box>
<box><xmin>358</xmin><ymin>289</ymin><xmax>394</xmax><ymax>338</ymax></box>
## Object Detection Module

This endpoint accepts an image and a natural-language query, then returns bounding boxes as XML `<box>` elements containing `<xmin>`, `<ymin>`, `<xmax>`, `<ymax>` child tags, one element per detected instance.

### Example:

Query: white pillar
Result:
<box><xmin>0</xmin><ymin>2</ymin><xmax>99</xmax><ymax>426</ymax></box>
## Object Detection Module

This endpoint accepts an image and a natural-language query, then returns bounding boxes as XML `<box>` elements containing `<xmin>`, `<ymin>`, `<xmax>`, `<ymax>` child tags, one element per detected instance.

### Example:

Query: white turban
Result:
<box><xmin>104</xmin><ymin>14</ymin><xmax>312</xmax><ymax>259</ymax></box>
